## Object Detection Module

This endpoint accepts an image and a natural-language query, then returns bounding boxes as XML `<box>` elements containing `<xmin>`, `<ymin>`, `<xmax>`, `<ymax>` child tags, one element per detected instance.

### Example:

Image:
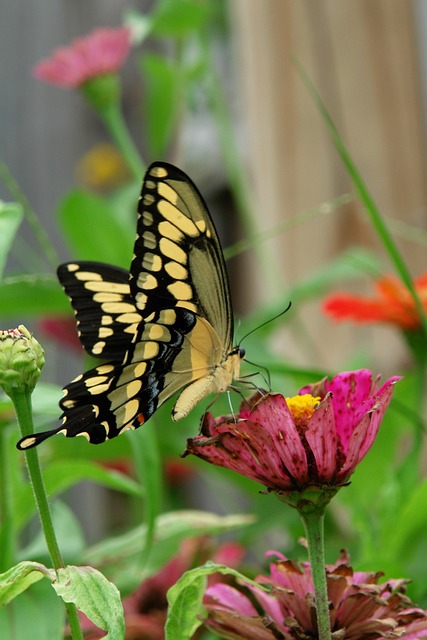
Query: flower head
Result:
<box><xmin>203</xmin><ymin>551</ymin><xmax>427</xmax><ymax>639</ymax></box>
<box><xmin>0</xmin><ymin>326</ymin><xmax>45</xmax><ymax>395</ymax></box>
<box><xmin>323</xmin><ymin>273</ymin><xmax>427</xmax><ymax>331</ymax></box>
<box><xmin>184</xmin><ymin>370</ymin><xmax>400</xmax><ymax>508</ymax></box>
<box><xmin>33</xmin><ymin>26</ymin><xmax>131</xmax><ymax>88</ymax></box>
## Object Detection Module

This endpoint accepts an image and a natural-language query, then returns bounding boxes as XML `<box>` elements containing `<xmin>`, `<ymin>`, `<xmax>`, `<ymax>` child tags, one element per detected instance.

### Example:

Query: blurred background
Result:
<box><xmin>1</xmin><ymin>0</ymin><xmax>427</xmax><ymax>604</ymax></box>
<box><xmin>2</xmin><ymin>1</ymin><xmax>427</xmax><ymax>374</ymax></box>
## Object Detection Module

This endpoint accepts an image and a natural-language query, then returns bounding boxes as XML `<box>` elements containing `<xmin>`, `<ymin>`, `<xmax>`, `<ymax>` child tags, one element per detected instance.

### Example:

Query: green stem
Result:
<box><xmin>99</xmin><ymin>103</ymin><xmax>146</xmax><ymax>180</ymax></box>
<box><xmin>0</xmin><ymin>428</ymin><xmax>15</xmax><ymax>571</ymax></box>
<box><xmin>295</xmin><ymin>59</ymin><xmax>427</xmax><ymax>338</ymax></box>
<box><xmin>300</xmin><ymin>510</ymin><xmax>331</xmax><ymax>640</ymax></box>
<box><xmin>10</xmin><ymin>389</ymin><xmax>83</xmax><ymax>640</ymax></box>
<box><xmin>0</xmin><ymin>160</ymin><xmax>58</xmax><ymax>269</ymax></box>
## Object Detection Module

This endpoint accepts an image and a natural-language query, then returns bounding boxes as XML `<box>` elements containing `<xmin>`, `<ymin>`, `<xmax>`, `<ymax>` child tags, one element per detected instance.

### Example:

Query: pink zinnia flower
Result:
<box><xmin>185</xmin><ymin>370</ymin><xmax>400</xmax><ymax>501</ymax></box>
<box><xmin>203</xmin><ymin>551</ymin><xmax>427</xmax><ymax>639</ymax></box>
<box><xmin>33</xmin><ymin>26</ymin><xmax>131</xmax><ymax>88</ymax></box>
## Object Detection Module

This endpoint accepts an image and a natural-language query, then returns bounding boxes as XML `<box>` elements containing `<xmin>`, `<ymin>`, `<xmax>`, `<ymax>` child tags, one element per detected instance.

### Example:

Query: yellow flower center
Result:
<box><xmin>285</xmin><ymin>394</ymin><xmax>320</xmax><ymax>428</ymax></box>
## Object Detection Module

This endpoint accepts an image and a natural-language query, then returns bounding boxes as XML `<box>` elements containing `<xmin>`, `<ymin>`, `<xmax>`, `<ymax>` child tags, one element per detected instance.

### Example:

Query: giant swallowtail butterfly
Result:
<box><xmin>17</xmin><ymin>162</ymin><xmax>243</xmax><ymax>449</ymax></box>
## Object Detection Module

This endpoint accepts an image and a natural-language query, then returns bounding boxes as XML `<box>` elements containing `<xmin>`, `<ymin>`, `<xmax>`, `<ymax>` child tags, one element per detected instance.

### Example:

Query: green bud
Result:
<box><xmin>0</xmin><ymin>325</ymin><xmax>45</xmax><ymax>395</ymax></box>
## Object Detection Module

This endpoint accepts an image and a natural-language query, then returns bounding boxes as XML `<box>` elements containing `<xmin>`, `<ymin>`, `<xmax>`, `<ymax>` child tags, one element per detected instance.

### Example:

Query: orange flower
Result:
<box><xmin>323</xmin><ymin>274</ymin><xmax>427</xmax><ymax>330</ymax></box>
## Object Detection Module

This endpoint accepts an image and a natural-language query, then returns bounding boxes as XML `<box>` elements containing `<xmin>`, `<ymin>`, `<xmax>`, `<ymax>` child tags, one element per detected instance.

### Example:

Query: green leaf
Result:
<box><xmin>83</xmin><ymin>511</ymin><xmax>255</xmax><ymax>591</ymax></box>
<box><xmin>53</xmin><ymin>565</ymin><xmax>125</xmax><ymax>639</ymax></box>
<box><xmin>58</xmin><ymin>190</ymin><xmax>133</xmax><ymax>267</ymax></box>
<box><xmin>0</xmin><ymin>561</ymin><xmax>53</xmax><ymax>606</ymax></box>
<box><xmin>0</xmin><ymin>579</ymin><xmax>63</xmax><ymax>640</ymax></box>
<box><xmin>151</xmin><ymin>0</ymin><xmax>213</xmax><ymax>36</ymax></box>
<box><xmin>0</xmin><ymin>274</ymin><xmax>68</xmax><ymax>316</ymax></box>
<box><xmin>0</xmin><ymin>201</ymin><xmax>23</xmax><ymax>278</ymax></box>
<box><xmin>166</xmin><ymin>563</ymin><xmax>262</xmax><ymax>640</ymax></box>
<box><xmin>140</xmin><ymin>53</ymin><xmax>181</xmax><ymax>158</ymax></box>
<box><xmin>15</xmin><ymin>460</ymin><xmax>143</xmax><ymax>530</ymax></box>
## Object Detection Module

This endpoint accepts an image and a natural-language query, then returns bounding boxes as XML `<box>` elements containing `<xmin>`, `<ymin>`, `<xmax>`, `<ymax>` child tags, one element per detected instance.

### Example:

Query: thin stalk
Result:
<box><xmin>0</xmin><ymin>160</ymin><xmax>58</xmax><ymax>269</ymax></box>
<box><xmin>10</xmin><ymin>389</ymin><xmax>83</xmax><ymax>640</ymax></box>
<box><xmin>295</xmin><ymin>59</ymin><xmax>427</xmax><ymax>338</ymax></box>
<box><xmin>0</xmin><ymin>428</ymin><xmax>15</xmax><ymax>571</ymax></box>
<box><xmin>99</xmin><ymin>103</ymin><xmax>146</xmax><ymax>180</ymax></box>
<box><xmin>300</xmin><ymin>510</ymin><xmax>331</xmax><ymax>640</ymax></box>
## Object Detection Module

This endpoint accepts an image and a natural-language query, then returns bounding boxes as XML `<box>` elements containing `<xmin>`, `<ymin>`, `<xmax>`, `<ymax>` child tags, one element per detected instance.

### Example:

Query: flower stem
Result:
<box><xmin>0</xmin><ymin>427</ymin><xmax>15</xmax><ymax>571</ymax></box>
<box><xmin>300</xmin><ymin>510</ymin><xmax>331</xmax><ymax>640</ymax></box>
<box><xmin>99</xmin><ymin>103</ymin><xmax>146</xmax><ymax>180</ymax></box>
<box><xmin>10</xmin><ymin>388</ymin><xmax>83</xmax><ymax>640</ymax></box>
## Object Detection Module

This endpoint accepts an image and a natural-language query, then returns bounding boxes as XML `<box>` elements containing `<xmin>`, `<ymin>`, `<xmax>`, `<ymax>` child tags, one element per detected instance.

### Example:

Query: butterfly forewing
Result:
<box><xmin>130</xmin><ymin>163</ymin><xmax>233</xmax><ymax>351</ymax></box>
<box><xmin>57</xmin><ymin>262</ymin><xmax>141</xmax><ymax>360</ymax></box>
<box><xmin>16</xmin><ymin>162</ymin><xmax>240</xmax><ymax>450</ymax></box>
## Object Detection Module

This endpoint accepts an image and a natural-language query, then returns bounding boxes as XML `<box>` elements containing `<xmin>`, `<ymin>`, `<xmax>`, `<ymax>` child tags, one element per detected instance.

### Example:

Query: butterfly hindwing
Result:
<box><xmin>16</xmin><ymin>162</ymin><xmax>241</xmax><ymax>451</ymax></box>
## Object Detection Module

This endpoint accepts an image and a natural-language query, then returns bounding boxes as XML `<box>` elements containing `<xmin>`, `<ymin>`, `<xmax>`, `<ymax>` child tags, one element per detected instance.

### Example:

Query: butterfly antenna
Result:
<box><xmin>238</xmin><ymin>301</ymin><xmax>292</xmax><ymax>346</ymax></box>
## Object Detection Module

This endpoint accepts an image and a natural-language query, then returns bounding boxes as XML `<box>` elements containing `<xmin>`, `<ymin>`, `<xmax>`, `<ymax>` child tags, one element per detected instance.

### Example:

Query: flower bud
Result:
<box><xmin>0</xmin><ymin>326</ymin><xmax>45</xmax><ymax>395</ymax></box>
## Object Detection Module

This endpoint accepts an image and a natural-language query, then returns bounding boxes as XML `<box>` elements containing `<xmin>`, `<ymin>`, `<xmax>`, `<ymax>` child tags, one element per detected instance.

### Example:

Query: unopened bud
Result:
<box><xmin>0</xmin><ymin>325</ymin><xmax>45</xmax><ymax>395</ymax></box>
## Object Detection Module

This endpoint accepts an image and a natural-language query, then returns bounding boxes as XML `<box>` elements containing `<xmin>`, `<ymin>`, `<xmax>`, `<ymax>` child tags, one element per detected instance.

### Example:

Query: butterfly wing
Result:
<box><xmin>57</xmin><ymin>262</ymin><xmax>141</xmax><ymax>360</ymax></box>
<box><xmin>17</xmin><ymin>162</ymin><xmax>238</xmax><ymax>450</ymax></box>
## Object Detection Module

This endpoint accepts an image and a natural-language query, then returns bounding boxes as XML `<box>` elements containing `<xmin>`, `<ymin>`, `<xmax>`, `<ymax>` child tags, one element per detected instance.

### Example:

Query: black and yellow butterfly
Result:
<box><xmin>17</xmin><ymin>162</ymin><xmax>243</xmax><ymax>450</ymax></box>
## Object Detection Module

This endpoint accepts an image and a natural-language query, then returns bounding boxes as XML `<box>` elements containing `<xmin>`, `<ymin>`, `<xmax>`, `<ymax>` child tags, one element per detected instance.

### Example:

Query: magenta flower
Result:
<box><xmin>203</xmin><ymin>551</ymin><xmax>427</xmax><ymax>639</ymax></box>
<box><xmin>185</xmin><ymin>370</ymin><xmax>400</xmax><ymax>501</ymax></box>
<box><xmin>33</xmin><ymin>26</ymin><xmax>131</xmax><ymax>88</ymax></box>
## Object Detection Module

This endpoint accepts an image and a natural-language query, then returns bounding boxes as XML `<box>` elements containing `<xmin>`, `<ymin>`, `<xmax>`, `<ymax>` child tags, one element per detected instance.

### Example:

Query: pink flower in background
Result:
<box><xmin>203</xmin><ymin>551</ymin><xmax>427</xmax><ymax>639</ymax></box>
<box><xmin>33</xmin><ymin>27</ymin><xmax>131</xmax><ymax>88</ymax></box>
<box><xmin>185</xmin><ymin>370</ymin><xmax>400</xmax><ymax>496</ymax></box>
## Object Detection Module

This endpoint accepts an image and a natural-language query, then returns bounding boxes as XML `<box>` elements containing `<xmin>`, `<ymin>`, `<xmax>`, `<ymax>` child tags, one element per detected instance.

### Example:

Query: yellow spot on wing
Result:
<box><xmin>85</xmin><ymin>281</ymin><xmax>129</xmax><ymax>293</ymax></box>
<box><xmin>92</xmin><ymin>341</ymin><xmax>106</xmax><ymax>355</ymax></box>
<box><xmin>74</xmin><ymin>270</ymin><xmax>102</xmax><ymax>280</ymax></box>
<box><xmin>159</xmin><ymin>238</ymin><xmax>187</xmax><ymax>264</ymax></box>
<box><xmin>168</xmin><ymin>281</ymin><xmax>192</xmax><ymax>301</ymax></box>
<box><xmin>127</xmin><ymin>379</ymin><xmax>142</xmax><ymax>398</ymax></box>
<box><xmin>150</xmin><ymin>166</ymin><xmax>168</xmax><ymax>178</ymax></box>
<box><xmin>165</xmin><ymin>261</ymin><xmax>187</xmax><ymax>280</ymax></box>
<box><xmin>98</xmin><ymin>327</ymin><xmax>113</xmax><ymax>338</ymax></box>
<box><xmin>143</xmin><ymin>231</ymin><xmax>156</xmax><ymax>249</ymax></box>
<box><xmin>158</xmin><ymin>220</ymin><xmax>184</xmax><ymax>243</ymax></box>
<box><xmin>143</xmin><ymin>253</ymin><xmax>162</xmax><ymax>272</ymax></box>
<box><xmin>158</xmin><ymin>309</ymin><xmax>176</xmax><ymax>325</ymax></box>
<box><xmin>158</xmin><ymin>198</ymin><xmax>199</xmax><ymax>237</ymax></box>
<box><xmin>138</xmin><ymin>273</ymin><xmax>157</xmax><ymax>290</ymax></box>
<box><xmin>102</xmin><ymin>302</ymin><xmax>136</xmax><ymax>314</ymax></box>
<box><xmin>94</xmin><ymin>292</ymin><xmax>123</xmax><ymax>303</ymax></box>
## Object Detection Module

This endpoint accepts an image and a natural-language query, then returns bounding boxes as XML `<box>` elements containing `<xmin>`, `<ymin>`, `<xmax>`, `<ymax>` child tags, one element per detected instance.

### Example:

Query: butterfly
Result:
<box><xmin>17</xmin><ymin>162</ymin><xmax>244</xmax><ymax>449</ymax></box>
